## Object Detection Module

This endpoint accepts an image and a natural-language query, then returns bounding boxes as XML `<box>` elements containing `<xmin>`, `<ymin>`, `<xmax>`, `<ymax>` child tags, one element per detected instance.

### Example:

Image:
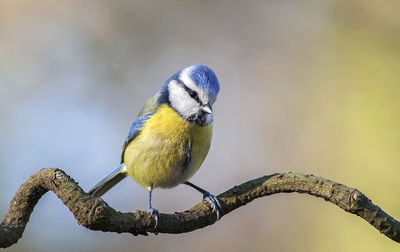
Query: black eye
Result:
<box><xmin>189</xmin><ymin>90</ymin><xmax>198</xmax><ymax>100</ymax></box>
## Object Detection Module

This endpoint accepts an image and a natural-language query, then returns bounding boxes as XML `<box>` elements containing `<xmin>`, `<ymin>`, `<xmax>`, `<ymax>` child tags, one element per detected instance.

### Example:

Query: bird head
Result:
<box><xmin>158</xmin><ymin>64</ymin><xmax>220</xmax><ymax>126</ymax></box>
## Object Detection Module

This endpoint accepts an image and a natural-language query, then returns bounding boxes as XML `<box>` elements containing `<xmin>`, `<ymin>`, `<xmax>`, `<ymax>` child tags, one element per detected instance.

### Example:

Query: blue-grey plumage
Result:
<box><xmin>88</xmin><ymin>164</ymin><xmax>127</xmax><ymax>197</ymax></box>
<box><xmin>88</xmin><ymin>64</ymin><xmax>221</xmax><ymax>227</ymax></box>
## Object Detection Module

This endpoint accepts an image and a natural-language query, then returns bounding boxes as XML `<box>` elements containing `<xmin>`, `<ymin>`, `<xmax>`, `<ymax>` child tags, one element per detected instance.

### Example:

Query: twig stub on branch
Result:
<box><xmin>0</xmin><ymin>168</ymin><xmax>399</xmax><ymax>248</ymax></box>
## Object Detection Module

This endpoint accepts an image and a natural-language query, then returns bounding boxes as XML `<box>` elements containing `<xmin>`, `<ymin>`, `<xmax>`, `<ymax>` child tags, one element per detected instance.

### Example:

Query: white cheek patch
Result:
<box><xmin>179</xmin><ymin>67</ymin><xmax>209</xmax><ymax>105</ymax></box>
<box><xmin>168</xmin><ymin>80</ymin><xmax>200</xmax><ymax>119</ymax></box>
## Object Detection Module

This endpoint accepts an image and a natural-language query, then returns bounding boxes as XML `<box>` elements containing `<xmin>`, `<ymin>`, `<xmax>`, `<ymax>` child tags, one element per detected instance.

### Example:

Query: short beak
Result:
<box><xmin>201</xmin><ymin>104</ymin><xmax>213</xmax><ymax>114</ymax></box>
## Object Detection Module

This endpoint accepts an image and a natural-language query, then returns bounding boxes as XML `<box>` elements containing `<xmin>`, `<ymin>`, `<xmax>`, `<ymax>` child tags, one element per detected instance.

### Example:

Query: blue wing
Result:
<box><xmin>120</xmin><ymin>113</ymin><xmax>151</xmax><ymax>163</ymax></box>
<box><xmin>120</xmin><ymin>96</ymin><xmax>159</xmax><ymax>163</ymax></box>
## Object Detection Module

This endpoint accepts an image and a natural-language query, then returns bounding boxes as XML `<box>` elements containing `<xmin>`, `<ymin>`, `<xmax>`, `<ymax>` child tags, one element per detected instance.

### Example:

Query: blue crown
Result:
<box><xmin>158</xmin><ymin>64</ymin><xmax>220</xmax><ymax>104</ymax></box>
<box><xmin>188</xmin><ymin>64</ymin><xmax>220</xmax><ymax>100</ymax></box>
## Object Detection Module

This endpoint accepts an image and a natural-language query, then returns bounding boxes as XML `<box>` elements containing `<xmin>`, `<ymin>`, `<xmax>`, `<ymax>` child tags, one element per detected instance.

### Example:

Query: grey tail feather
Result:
<box><xmin>88</xmin><ymin>164</ymin><xmax>128</xmax><ymax>197</ymax></box>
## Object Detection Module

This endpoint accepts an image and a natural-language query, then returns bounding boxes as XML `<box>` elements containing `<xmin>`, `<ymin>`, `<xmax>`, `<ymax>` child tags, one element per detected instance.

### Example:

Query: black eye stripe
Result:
<box><xmin>176</xmin><ymin>79</ymin><xmax>201</xmax><ymax>104</ymax></box>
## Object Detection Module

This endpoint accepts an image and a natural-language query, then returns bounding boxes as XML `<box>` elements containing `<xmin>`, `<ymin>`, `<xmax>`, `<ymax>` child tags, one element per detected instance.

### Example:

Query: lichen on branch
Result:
<box><xmin>0</xmin><ymin>168</ymin><xmax>399</xmax><ymax>248</ymax></box>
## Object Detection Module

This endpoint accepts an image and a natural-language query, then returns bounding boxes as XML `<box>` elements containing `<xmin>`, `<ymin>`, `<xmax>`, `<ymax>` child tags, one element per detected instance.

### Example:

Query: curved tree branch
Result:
<box><xmin>1</xmin><ymin>168</ymin><xmax>399</xmax><ymax>248</ymax></box>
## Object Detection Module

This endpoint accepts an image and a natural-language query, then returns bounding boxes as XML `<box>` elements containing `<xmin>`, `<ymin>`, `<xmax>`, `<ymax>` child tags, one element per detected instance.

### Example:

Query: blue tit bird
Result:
<box><xmin>88</xmin><ymin>64</ymin><xmax>221</xmax><ymax>228</ymax></box>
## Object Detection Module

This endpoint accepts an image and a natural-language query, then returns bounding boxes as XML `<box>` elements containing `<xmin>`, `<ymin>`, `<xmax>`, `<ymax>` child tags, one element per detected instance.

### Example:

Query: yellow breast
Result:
<box><xmin>123</xmin><ymin>104</ymin><xmax>213</xmax><ymax>189</ymax></box>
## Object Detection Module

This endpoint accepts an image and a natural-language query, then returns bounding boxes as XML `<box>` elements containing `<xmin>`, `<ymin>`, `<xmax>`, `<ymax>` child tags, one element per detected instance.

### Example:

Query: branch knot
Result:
<box><xmin>1</xmin><ymin>168</ymin><xmax>399</xmax><ymax>248</ymax></box>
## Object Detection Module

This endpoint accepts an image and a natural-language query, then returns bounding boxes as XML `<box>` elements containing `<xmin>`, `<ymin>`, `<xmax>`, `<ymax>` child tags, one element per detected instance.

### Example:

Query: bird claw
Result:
<box><xmin>148</xmin><ymin>208</ymin><xmax>159</xmax><ymax>234</ymax></box>
<box><xmin>203</xmin><ymin>192</ymin><xmax>222</xmax><ymax>221</ymax></box>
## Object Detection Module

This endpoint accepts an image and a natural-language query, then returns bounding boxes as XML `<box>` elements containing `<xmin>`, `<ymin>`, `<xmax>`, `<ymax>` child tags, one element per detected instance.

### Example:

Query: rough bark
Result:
<box><xmin>0</xmin><ymin>168</ymin><xmax>399</xmax><ymax>248</ymax></box>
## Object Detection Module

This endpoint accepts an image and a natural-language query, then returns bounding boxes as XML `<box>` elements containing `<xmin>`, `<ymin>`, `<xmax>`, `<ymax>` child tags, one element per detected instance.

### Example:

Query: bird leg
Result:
<box><xmin>184</xmin><ymin>181</ymin><xmax>222</xmax><ymax>220</ymax></box>
<box><xmin>148</xmin><ymin>188</ymin><xmax>159</xmax><ymax>233</ymax></box>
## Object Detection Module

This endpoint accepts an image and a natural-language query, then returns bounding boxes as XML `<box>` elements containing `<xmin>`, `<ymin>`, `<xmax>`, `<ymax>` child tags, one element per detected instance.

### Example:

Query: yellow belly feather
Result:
<box><xmin>123</xmin><ymin>104</ymin><xmax>212</xmax><ymax>189</ymax></box>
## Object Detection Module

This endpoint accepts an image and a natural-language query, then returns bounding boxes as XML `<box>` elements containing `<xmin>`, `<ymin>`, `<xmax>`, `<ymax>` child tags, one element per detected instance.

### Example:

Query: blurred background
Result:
<box><xmin>1</xmin><ymin>0</ymin><xmax>400</xmax><ymax>251</ymax></box>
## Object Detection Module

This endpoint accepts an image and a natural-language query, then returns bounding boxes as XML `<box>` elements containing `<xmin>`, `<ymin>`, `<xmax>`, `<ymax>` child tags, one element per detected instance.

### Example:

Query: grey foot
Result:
<box><xmin>203</xmin><ymin>192</ymin><xmax>222</xmax><ymax>221</ymax></box>
<box><xmin>148</xmin><ymin>208</ymin><xmax>159</xmax><ymax>234</ymax></box>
